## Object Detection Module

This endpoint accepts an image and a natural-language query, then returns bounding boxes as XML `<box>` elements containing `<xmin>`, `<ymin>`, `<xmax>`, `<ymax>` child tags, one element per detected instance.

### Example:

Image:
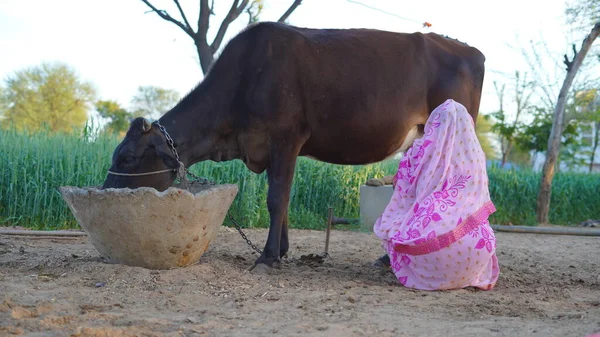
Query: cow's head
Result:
<box><xmin>102</xmin><ymin>117</ymin><xmax>179</xmax><ymax>191</ymax></box>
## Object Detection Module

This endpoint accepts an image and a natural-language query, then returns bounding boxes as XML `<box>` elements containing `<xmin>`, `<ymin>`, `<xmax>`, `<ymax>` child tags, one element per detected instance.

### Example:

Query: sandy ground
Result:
<box><xmin>1</xmin><ymin>226</ymin><xmax>599</xmax><ymax>337</ymax></box>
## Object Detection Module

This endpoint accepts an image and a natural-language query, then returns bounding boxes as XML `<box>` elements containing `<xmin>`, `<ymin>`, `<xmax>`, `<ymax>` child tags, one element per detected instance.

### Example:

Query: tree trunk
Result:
<box><xmin>196</xmin><ymin>42</ymin><xmax>215</xmax><ymax>74</ymax></box>
<box><xmin>501</xmin><ymin>142</ymin><xmax>512</xmax><ymax>168</ymax></box>
<box><xmin>536</xmin><ymin>22</ymin><xmax>600</xmax><ymax>224</ymax></box>
<box><xmin>140</xmin><ymin>0</ymin><xmax>303</xmax><ymax>75</ymax></box>
<box><xmin>278</xmin><ymin>0</ymin><xmax>302</xmax><ymax>23</ymax></box>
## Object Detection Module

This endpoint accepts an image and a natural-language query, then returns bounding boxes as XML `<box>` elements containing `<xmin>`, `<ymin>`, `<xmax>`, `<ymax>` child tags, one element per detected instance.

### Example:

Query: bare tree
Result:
<box><xmin>565</xmin><ymin>0</ymin><xmax>600</xmax><ymax>32</ymax></box>
<box><xmin>490</xmin><ymin>71</ymin><xmax>536</xmax><ymax>167</ymax></box>
<box><xmin>536</xmin><ymin>21</ymin><xmax>600</xmax><ymax>224</ymax></box>
<box><xmin>140</xmin><ymin>0</ymin><xmax>303</xmax><ymax>74</ymax></box>
<box><xmin>519</xmin><ymin>40</ymin><xmax>559</xmax><ymax>113</ymax></box>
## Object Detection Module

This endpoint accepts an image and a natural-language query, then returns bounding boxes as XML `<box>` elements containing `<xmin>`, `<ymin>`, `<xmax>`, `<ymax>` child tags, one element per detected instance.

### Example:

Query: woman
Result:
<box><xmin>373</xmin><ymin>99</ymin><xmax>499</xmax><ymax>291</ymax></box>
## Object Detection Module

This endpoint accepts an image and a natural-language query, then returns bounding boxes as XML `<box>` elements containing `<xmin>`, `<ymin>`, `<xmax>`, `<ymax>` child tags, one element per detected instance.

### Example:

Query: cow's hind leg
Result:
<box><xmin>374</xmin><ymin>254</ymin><xmax>391</xmax><ymax>269</ymax></box>
<box><xmin>280</xmin><ymin>209</ymin><xmax>289</xmax><ymax>258</ymax></box>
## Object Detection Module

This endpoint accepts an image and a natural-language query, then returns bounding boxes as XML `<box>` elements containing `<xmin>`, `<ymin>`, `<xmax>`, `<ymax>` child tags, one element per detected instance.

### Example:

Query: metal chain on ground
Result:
<box><xmin>153</xmin><ymin>120</ymin><xmax>263</xmax><ymax>255</ymax></box>
<box><xmin>185</xmin><ymin>169</ymin><xmax>262</xmax><ymax>255</ymax></box>
<box><xmin>227</xmin><ymin>213</ymin><xmax>263</xmax><ymax>255</ymax></box>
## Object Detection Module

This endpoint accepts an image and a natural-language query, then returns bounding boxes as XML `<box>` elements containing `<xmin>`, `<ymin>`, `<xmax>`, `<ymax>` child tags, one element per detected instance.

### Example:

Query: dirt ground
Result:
<box><xmin>1</xmin><ymin>226</ymin><xmax>599</xmax><ymax>337</ymax></box>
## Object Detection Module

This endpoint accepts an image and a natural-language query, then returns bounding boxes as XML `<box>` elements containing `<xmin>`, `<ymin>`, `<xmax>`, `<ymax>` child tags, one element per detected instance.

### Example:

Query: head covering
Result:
<box><xmin>373</xmin><ymin>99</ymin><xmax>499</xmax><ymax>290</ymax></box>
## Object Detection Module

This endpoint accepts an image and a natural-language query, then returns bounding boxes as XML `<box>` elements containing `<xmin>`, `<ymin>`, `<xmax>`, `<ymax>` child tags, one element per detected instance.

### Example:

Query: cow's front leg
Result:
<box><xmin>253</xmin><ymin>138</ymin><xmax>302</xmax><ymax>269</ymax></box>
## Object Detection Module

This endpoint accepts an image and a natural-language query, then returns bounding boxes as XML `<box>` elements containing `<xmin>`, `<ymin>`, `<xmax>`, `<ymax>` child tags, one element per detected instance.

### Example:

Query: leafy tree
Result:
<box><xmin>0</xmin><ymin>86</ymin><xmax>7</xmax><ymax>121</ymax></box>
<box><xmin>96</xmin><ymin>100</ymin><xmax>133</xmax><ymax>136</ymax></box>
<box><xmin>515</xmin><ymin>107</ymin><xmax>581</xmax><ymax>169</ymax></box>
<box><xmin>514</xmin><ymin>109</ymin><xmax>551</xmax><ymax>159</ymax></box>
<box><xmin>131</xmin><ymin>86</ymin><xmax>180</xmax><ymax>120</ymax></box>
<box><xmin>140</xmin><ymin>0</ymin><xmax>303</xmax><ymax>74</ymax></box>
<box><xmin>505</xmin><ymin>146</ymin><xmax>532</xmax><ymax>167</ymax></box>
<box><xmin>475</xmin><ymin>114</ymin><xmax>498</xmax><ymax>160</ymax></box>
<box><xmin>0</xmin><ymin>62</ymin><xmax>96</xmax><ymax>133</ymax></box>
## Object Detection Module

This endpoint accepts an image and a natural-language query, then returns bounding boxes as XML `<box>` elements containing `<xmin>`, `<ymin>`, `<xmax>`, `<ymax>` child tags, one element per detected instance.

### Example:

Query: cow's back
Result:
<box><xmin>212</xmin><ymin>22</ymin><xmax>485</xmax><ymax>164</ymax></box>
<box><xmin>419</xmin><ymin>33</ymin><xmax>486</xmax><ymax>120</ymax></box>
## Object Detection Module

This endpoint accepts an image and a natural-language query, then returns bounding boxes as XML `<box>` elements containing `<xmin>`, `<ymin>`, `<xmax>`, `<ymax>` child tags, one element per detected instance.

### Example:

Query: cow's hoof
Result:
<box><xmin>248</xmin><ymin>255</ymin><xmax>282</xmax><ymax>273</ymax></box>
<box><xmin>248</xmin><ymin>261</ymin><xmax>282</xmax><ymax>275</ymax></box>
<box><xmin>247</xmin><ymin>263</ymin><xmax>274</xmax><ymax>275</ymax></box>
<box><xmin>373</xmin><ymin>254</ymin><xmax>391</xmax><ymax>270</ymax></box>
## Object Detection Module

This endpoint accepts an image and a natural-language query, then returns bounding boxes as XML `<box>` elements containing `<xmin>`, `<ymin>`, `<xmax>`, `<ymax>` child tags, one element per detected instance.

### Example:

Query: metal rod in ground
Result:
<box><xmin>324</xmin><ymin>207</ymin><xmax>333</xmax><ymax>257</ymax></box>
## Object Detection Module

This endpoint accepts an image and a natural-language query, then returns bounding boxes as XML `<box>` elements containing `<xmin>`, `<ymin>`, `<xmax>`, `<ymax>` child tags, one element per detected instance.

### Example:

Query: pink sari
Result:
<box><xmin>373</xmin><ymin>99</ymin><xmax>499</xmax><ymax>291</ymax></box>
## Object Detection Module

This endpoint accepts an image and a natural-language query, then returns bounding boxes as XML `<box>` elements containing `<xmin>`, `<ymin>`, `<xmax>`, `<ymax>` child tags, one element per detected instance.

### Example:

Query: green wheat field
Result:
<box><xmin>1</xmin><ymin>127</ymin><xmax>598</xmax><ymax>230</ymax></box>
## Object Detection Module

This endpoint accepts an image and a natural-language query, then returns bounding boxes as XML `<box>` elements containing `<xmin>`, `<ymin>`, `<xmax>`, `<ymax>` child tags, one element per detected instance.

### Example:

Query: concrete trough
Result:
<box><xmin>59</xmin><ymin>182</ymin><xmax>238</xmax><ymax>270</ymax></box>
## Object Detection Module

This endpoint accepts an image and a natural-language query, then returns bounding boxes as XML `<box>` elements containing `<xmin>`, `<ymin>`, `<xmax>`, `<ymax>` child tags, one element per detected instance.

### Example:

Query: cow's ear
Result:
<box><xmin>142</xmin><ymin>118</ymin><xmax>152</xmax><ymax>133</ymax></box>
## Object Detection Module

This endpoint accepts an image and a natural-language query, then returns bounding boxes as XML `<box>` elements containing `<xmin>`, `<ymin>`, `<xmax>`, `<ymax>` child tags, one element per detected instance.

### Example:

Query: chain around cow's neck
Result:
<box><xmin>152</xmin><ymin>121</ymin><xmax>216</xmax><ymax>186</ymax></box>
<box><xmin>153</xmin><ymin>120</ymin><xmax>188</xmax><ymax>182</ymax></box>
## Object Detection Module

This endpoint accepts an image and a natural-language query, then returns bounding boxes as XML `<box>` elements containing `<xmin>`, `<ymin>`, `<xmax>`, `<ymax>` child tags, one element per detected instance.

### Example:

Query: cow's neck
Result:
<box><xmin>157</xmin><ymin>84</ymin><xmax>239</xmax><ymax>168</ymax></box>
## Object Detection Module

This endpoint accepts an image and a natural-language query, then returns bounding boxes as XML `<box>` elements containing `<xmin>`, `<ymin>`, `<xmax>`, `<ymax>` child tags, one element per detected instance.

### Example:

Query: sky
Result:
<box><xmin>0</xmin><ymin>0</ymin><xmax>582</xmax><ymax>121</ymax></box>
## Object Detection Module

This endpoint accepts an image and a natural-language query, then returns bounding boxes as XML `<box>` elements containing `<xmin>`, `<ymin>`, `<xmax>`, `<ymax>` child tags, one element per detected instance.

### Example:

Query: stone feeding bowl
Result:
<box><xmin>59</xmin><ymin>182</ymin><xmax>238</xmax><ymax>270</ymax></box>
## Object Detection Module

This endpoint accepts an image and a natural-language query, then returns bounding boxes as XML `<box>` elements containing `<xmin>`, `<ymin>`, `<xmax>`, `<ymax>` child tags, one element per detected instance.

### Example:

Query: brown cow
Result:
<box><xmin>102</xmin><ymin>21</ymin><xmax>485</xmax><ymax>270</ymax></box>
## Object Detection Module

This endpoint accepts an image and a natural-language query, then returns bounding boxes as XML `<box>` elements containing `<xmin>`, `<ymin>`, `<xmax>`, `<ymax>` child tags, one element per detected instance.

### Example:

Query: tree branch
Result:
<box><xmin>246</xmin><ymin>5</ymin><xmax>255</xmax><ymax>25</ymax></box>
<box><xmin>198</xmin><ymin>0</ymin><xmax>211</xmax><ymax>40</ymax></box>
<box><xmin>278</xmin><ymin>0</ymin><xmax>302</xmax><ymax>23</ymax></box>
<box><xmin>210</xmin><ymin>0</ymin><xmax>249</xmax><ymax>52</ymax></box>
<box><xmin>140</xmin><ymin>0</ymin><xmax>195</xmax><ymax>38</ymax></box>
<box><xmin>173</xmin><ymin>0</ymin><xmax>193</xmax><ymax>33</ymax></box>
<box><xmin>564</xmin><ymin>43</ymin><xmax>578</xmax><ymax>71</ymax></box>
<box><xmin>520</xmin><ymin>39</ymin><xmax>558</xmax><ymax>110</ymax></box>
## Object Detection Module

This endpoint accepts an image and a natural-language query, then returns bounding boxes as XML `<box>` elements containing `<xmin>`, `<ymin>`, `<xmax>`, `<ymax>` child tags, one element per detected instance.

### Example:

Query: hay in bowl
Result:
<box><xmin>59</xmin><ymin>182</ymin><xmax>238</xmax><ymax>270</ymax></box>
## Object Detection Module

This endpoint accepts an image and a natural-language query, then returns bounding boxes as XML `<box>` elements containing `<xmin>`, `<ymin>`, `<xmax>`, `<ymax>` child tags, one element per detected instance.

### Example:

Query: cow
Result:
<box><xmin>102</xmin><ymin>21</ymin><xmax>486</xmax><ymax>271</ymax></box>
